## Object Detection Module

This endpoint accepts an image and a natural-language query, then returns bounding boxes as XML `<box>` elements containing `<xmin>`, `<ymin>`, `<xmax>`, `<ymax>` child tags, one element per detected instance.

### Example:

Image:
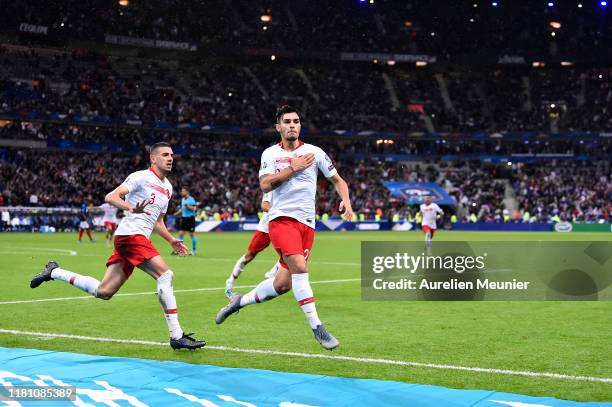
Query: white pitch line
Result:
<box><xmin>0</xmin><ymin>329</ymin><xmax>610</xmax><ymax>384</ymax></box>
<box><xmin>0</xmin><ymin>248</ymin><xmax>78</xmax><ymax>256</ymax></box>
<box><xmin>0</xmin><ymin>278</ymin><xmax>361</xmax><ymax>306</ymax></box>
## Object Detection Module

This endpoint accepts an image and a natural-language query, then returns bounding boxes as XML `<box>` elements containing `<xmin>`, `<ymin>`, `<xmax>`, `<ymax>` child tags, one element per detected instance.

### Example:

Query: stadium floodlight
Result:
<box><xmin>561</xmin><ymin>61</ymin><xmax>574</xmax><ymax>66</ymax></box>
<box><xmin>416</xmin><ymin>61</ymin><xmax>428</xmax><ymax>67</ymax></box>
<box><xmin>547</xmin><ymin>1</ymin><xmax>554</xmax><ymax>7</ymax></box>
<box><xmin>551</xmin><ymin>32</ymin><xmax>556</xmax><ymax>36</ymax></box>
<box><xmin>260</xmin><ymin>15</ymin><xmax>272</xmax><ymax>22</ymax></box>
<box><xmin>601</xmin><ymin>1</ymin><xmax>608</xmax><ymax>7</ymax></box>
<box><xmin>491</xmin><ymin>1</ymin><xmax>498</xmax><ymax>6</ymax></box>
<box><xmin>118</xmin><ymin>0</ymin><xmax>128</xmax><ymax>5</ymax></box>
<box><xmin>387</xmin><ymin>60</ymin><xmax>396</xmax><ymax>66</ymax></box>
<box><xmin>532</xmin><ymin>61</ymin><xmax>545</xmax><ymax>67</ymax></box>
<box><xmin>270</xmin><ymin>55</ymin><xmax>276</xmax><ymax>61</ymax></box>
<box><xmin>473</xmin><ymin>3</ymin><xmax>478</xmax><ymax>7</ymax></box>
<box><xmin>549</xmin><ymin>21</ymin><xmax>561</xmax><ymax>29</ymax></box>
<box><xmin>578</xmin><ymin>3</ymin><xmax>583</xmax><ymax>7</ymax></box>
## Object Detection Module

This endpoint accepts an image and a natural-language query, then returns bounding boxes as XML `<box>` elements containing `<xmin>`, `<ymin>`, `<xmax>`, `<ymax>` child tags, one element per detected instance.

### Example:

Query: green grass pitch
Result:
<box><xmin>0</xmin><ymin>231</ymin><xmax>610</xmax><ymax>402</ymax></box>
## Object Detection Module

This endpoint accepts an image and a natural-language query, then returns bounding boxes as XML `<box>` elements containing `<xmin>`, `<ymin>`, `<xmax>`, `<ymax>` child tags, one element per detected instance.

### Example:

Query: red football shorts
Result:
<box><xmin>106</xmin><ymin>235</ymin><xmax>160</xmax><ymax>277</ymax></box>
<box><xmin>422</xmin><ymin>225</ymin><xmax>436</xmax><ymax>237</ymax></box>
<box><xmin>104</xmin><ymin>221</ymin><xmax>118</xmax><ymax>231</ymax></box>
<box><xmin>269</xmin><ymin>216</ymin><xmax>314</xmax><ymax>269</ymax></box>
<box><xmin>247</xmin><ymin>230</ymin><xmax>271</xmax><ymax>254</ymax></box>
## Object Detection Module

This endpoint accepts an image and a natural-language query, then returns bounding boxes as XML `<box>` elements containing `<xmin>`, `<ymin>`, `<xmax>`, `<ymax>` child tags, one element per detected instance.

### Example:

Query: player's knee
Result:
<box><xmin>274</xmin><ymin>281</ymin><xmax>291</xmax><ymax>294</ymax></box>
<box><xmin>157</xmin><ymin>270</ymin><xmax>174</xmax><ymax>290</ymax></box>
<box><xmin>95</xmin><ymin>288</ymin><xmax>115</xmax><ymax>300</ymax></box>
<box><xmin>289</xmin><ymin>263</ymin><xmax>308</xmax><ymax>275</ymax></box>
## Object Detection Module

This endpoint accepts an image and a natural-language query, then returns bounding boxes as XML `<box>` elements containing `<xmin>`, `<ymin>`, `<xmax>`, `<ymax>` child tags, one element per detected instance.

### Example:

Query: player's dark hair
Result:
<box><xmin>149</xmin><ymin>142</ymin><xmax>171</xmax><ymax>154</ymax></box>
<box><xmin>275</xmin><ymin>105</ymin><xmax>299</xmax><ymax>123</ymax></box>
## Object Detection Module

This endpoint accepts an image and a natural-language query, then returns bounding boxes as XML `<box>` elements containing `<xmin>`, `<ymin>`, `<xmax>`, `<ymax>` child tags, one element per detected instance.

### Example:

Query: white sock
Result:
<box><xmin>157</xmin><ymin>270</ymin><xmax>183</xmax><ymax>340</ymax></box>
<box><xmin>265</xmin><ymin>261</ymin><xmax>281</xmax><ymax>278</ymax></box>
<box><xmin>230</xmin><ymin>255</ymin><xmax>247</xmax><ymax>281</ymax></box>
<box><xmin>292</xmin><ymin>273</ymin><xmax>322</xmax><ymax>329</ymax></box>
<box><xmin>51</xmin><ymin>267</ymin><xmax>100</xmax><ymax>296</ymax></box>
<box><xmin>240</xmin><ymin>278</ymin><xmax>279</xmax><ymax>307</ymax></box>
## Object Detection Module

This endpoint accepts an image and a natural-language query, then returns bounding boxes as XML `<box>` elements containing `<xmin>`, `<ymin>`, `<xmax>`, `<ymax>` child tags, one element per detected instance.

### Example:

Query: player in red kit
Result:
<box><xmin>30</xmin><ymin>142</ymin><xmax>205</xmax><ymax>350</ymax></box>
<box><xmin>216</xmin><ymin>106</ymin><xmax>353</xmax><ymax>350</ymax></box>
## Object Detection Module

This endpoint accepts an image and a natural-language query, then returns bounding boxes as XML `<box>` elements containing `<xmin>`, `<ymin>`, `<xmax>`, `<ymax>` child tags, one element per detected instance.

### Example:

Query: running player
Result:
<box><xmin>173</xmin><ymin>187</ymin><xmax>198</xmax><ymax>255</ymax></box>
<box><xmin>216</xmin><ymin>106</ymin><xmax>353</xmax><ymax>350</ymax></box>
<box><xmin>30</xmin><ymin>142</ymin><xmax>205</xmax><ymax>350</ymax></box>
<box><xmin>77</xmin><ymin>201</ymin><xmax>95</xmax><ymax>243</ymax></box>
<box><xmin>224</xmin><ymin>192</ymin><xmax>280</xmax><ymax>298</ymax></box>
<box><xmin>419</xmin><ymin>195</ymin><xmax>444</xmax><ymax>246</ymax></box>
<box><xmin>99</xmin><ymin>202</ymin><xmax>119</xmax><ymax>247</ymax></box>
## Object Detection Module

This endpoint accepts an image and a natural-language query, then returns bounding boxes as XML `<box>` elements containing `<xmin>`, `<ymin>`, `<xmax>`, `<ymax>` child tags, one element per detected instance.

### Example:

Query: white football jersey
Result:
<box><xmin>420</xmin><ymin>203</ymin><xmax>444</xmax><ymax>229</ymax></box>
<box><xmin>115</xmin><ymin>168</ymin><xmax>173</xmax><ymax>238</ymax></box>
<box><xmin>100</xmin><ymin>203</ymin><xmax>118</xmax><ymax>223</ymax></box>
<box><xmin>259</xmin><ymin>141</ymin><xmax>337</xmax><ymax>229</ymax></box>
<box><xmin>256</xmin><ymin>192</ymin><xmax>272</xmax><ymax>233</ymax></box>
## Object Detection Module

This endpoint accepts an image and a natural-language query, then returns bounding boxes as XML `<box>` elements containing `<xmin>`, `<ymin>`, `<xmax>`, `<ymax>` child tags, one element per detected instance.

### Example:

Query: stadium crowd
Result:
<box><xmin>2</xmin><ymin>47</ymin><xmax>612</xmax><ymax>133</ymax></box>
<box><xmin>0</xmin><ymin>138</ymin><xmax>609</xmax><ymax>228</ymax></box>
<box><xmin>1</xmin><ymin>1</ymin><xmax>611</xmax><ymax>229</ymax></box>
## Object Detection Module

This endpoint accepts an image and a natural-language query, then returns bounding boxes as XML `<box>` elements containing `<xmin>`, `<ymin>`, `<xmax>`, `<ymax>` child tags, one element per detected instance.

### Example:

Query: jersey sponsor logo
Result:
<box><xmin>146</xmin><ymin>182</ymin><xmax>171</xmax><ymax>199</ymax></box>
<box><xmin>261</xmin><ymin>161</ymin><xmax>267</xmax><ymax>169</ymax></box>
<box><xmin>327</xmin><ymin>164</ymin><xmax>335</xmax><ymax>171</ymax></box>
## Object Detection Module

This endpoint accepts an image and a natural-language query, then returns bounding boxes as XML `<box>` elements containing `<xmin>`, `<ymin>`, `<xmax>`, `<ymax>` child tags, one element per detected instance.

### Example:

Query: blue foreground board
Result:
<box><xmin>0</xmin><ymin>347</ymin><xmax>609</xmax><ymax>406</ymax></box>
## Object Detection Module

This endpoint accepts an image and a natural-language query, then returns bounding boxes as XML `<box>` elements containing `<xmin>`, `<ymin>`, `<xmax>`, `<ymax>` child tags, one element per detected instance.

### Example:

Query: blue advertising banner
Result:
<box><xmin>0</xmin><ymin>347</ymin><xmax>607</xmax><ymax>406</ymax></box>
<box><xmin>383</xmin><ymin>182</ymin><xmax>456</xmax><ymax>205</ymax></box>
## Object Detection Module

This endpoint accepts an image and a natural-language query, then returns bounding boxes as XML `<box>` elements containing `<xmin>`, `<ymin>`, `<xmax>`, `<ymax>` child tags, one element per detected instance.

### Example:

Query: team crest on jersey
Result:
<box><xmin>324</xmin><ymin>154</ymin><xmax>332</xmax><ymax>163</ymax></box>
<box><xmin>146</xmin><ymin>182</ymin><xmax>170</xmax><ymax>198</ymax></box>
<box><xmin>274</xmin><ymin>157</ymin><xmax>292</xmax><ymax>172</ymax></box>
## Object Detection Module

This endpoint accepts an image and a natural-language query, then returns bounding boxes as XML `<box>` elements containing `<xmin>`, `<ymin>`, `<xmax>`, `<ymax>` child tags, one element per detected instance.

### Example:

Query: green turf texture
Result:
<box><xmin>0</xmin><ymin>231</ymin><xmax>610</xmax><ymax>402</ymax></box>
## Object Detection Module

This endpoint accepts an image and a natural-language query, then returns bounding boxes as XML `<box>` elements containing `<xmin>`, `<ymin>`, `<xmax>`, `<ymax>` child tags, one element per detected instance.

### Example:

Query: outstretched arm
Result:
<box><xmin>329</xmin><ymin>174</ymin><xmax>353</xmax><ymax>221</ymax></box>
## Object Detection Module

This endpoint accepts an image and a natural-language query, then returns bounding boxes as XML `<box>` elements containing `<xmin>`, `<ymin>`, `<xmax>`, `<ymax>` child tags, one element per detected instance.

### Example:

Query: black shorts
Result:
<box><xmin>180</xmin><ymin>216</ymin><xmax>196</xmax><ymax>232</ymax></box>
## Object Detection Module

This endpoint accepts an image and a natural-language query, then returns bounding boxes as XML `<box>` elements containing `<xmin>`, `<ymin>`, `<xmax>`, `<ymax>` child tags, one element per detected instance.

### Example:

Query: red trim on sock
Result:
<box><xmin>69</xmin><ymin>276</ymin><xmax>75</xmax><ymax>285</ymax></box>
<box><xmin>298</xmin><ymin>297</ymin><xmax>315</xmax><ymax>306</ymax></box>
<box><xmin>255</xmin><ymin>293</ymin><xmax>260</xmax><ymax>303</ymax></box>
<box><xmin>165</xmin><ymin>308</ymin><xmax>177</xmax><ymax>314</ymax></box>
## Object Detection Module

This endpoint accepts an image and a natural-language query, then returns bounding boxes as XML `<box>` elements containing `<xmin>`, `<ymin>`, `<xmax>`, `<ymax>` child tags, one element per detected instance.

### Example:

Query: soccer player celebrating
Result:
<box><xmin>30</xmin><ymin>142</ymin><xmax>205</xmax><ymax>350</ymax></box>
<box><xmin>419</xmin><ymin>195</ymin><xmax>444</xmax><ymax>246</ymax></box>
<box><xmin>224</xmin><ymin>192</ymin><xmax>281</xmax><ymax>298</ymax></box>
<box><xmin>99</xmin><ymin>202</ymin><xmax>119</xmax><ymax>247</ymax></box>
<box><xmin>216</xmin><ymin>106</ymin><xmax>353</xmax><ymax>350</ymax></box>
<box><xmin>174</xmin><ymin>187</ymin><xmax>198</xmax><ymax>255</ymax></box>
